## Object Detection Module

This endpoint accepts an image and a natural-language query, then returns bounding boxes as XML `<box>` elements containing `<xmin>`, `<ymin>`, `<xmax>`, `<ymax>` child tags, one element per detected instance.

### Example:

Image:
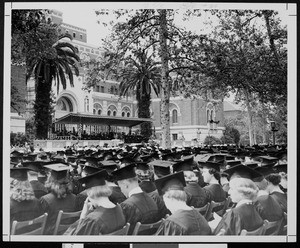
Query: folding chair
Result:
<box><xmin>53</xmin><ymin>210</ymin><xmax>82</xmax><ymax>235</ymax></box>
<box><xmin>206</xmin><ymin>200</ymin><xmax>226</xmax><ymax>221</ymax></box>
<box><xmin>264</xmin><ymin>219</ymin><xmax>284</xmax><ymax>235</ymax></box>
<box><xmin>106</xmin><ymin>223</ymin><xmax>130</xmax><ymax>235</ymax></box>
<box><xmin>240</xmin><ymin>222</ymin><xmax>266</xmax><ymax>235</ymax></box>
<box><xmin>11</xmin><ymin>213</ymin><xmax>48</xmax><ymax>235</ymax></box>
<box><xmin>132</xmin><ymin>218</ymin><xmax>165</xmax><ymax>235</ymax></box>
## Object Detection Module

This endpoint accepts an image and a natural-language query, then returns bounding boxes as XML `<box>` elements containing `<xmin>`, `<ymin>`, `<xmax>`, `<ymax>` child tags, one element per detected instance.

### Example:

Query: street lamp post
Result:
<box><xmin>270</xmin><ymin>121</ymin><xmax>278</xmax><ymax>146</ymax></box>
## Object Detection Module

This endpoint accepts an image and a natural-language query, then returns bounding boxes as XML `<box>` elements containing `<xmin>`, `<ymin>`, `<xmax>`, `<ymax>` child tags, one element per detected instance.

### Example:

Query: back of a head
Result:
<box><xmin>229</xmin><ymin>177</ymin><xmax>258</xmax><ymax>201</ymax></box>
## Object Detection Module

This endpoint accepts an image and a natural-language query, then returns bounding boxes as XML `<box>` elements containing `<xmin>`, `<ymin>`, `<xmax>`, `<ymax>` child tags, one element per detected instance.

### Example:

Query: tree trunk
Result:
<box><xmin>34</xmin><ymin>76</ymin><xmax>52</xmax><ymax>139</ymax></box>
<box><xmin>158</xmin><ymin>9</ymin><xmax>171</xmax><ymax>149</ymax></box>
<box><xmin>244</xmin><ymin>89</ymin><xmax>254</xmax><ymax>146</ymax></box>
<box><xmin>138</xmin><ymin>88</ymin><xmax>152</xmax><ymax>140</ymax></box>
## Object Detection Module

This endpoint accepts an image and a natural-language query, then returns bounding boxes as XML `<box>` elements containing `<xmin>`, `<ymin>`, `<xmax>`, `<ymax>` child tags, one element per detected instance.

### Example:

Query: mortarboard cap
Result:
<box><xmin>21</xmin><ymin>161</ymin><xmax>46</xmax><ymax>173</ymax></box>
<box><xmin>257</xmin><ymin>156</ymin><xmax>278</xmax><ymax>166</ymax></box>
<box><xmin>85</xmin><ymin>157</ymin><xmax>99</xmax><ymax>167</ymax></box>
<box><xmin>172</xmin><ymin>159</ymin><xmax>193</xmax><ymax>173</ymax></box>
<box><xmin>149</xmin><ymin>160</ymin><xmax>174</xmax><ymax>177</ymax></box>
<box><xmin>154</xmin><ymin>171</ymin><xmax>186</xmax><ymax>195</ymax></box>
<box><xmin>243</xmin><ymin>161</ymin><xmax>259</xmax><ymax>169</ymax></box>
<box><xmin>223</xmin><ymin>164</ymin><xmax>263</xmax><ymax>181</ymax></box>
<box><xmin>10</xmin><ymin>167</ymin><xmax>32</xmax><ymax>181</ymax></box>
<box><xmin>22</xmin><ymin>154</ymin><xmax>37</xmax><ymax>162</ymax></box>
<box><xmin>67</xmin><ymin>156</ymin><xmax>78</xmax><ymax>164</ymax></box>
<box><xmin>99</xmin><ymin>160</ymin><xmax>118</xmax><ymax>174</ymax></box>
<box><xmin>273</xmin><ymin>163</ymin><xmax>287</xmax><ymax>173</ymax></box>
<box><xmin>43</xmin><ymin>163</ymin><xmax>69</xmax><ymax>180</ymax></box>
<box><xmin>11</xmin><ymin>150</ymin><xmax>23</xmax><ymax>157</ymax></box>
<box><xmin>254</xmin><ymin>166</ymin><xmax>276</xmax><ymax>177</ymax></box>
<box><xmin>201</xmin><ymin>161</ymin><xmax>221</xmax><ymax>172</ymax></box>
<box><xmin>78</xmin><ymin>169</ymin><xmax>108</xmax><ymax>190</ymax></box>
<box><xmin>111</xmin><ymin>163</ymin><xmax>136</xmax><ymax>181</ymax></box>
<box><xmin>226</xmin><ymin>160</ymin><xmax>243</xmax><ymax>168</ymax></box>
<box><xmin>135</xmin><ymin>162</ymin><xmax>150</xmax><ymax>171</ymax></box>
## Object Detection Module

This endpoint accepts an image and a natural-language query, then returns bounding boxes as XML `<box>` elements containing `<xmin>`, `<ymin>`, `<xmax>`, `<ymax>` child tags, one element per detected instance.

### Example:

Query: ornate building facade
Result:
<box><xmin>25</xmin><ymin>10</ymin><xmax>225</xmax><ymax>143</ymax></box>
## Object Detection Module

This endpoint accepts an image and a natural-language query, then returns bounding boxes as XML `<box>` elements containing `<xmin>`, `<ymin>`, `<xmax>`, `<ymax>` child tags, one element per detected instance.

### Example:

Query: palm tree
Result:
<box><xmin>26</xmin><ymin>29</ymin><xmax>80</xmax><ymax>139</ymax></box>
<box><xmin>118</xmin><ymin>48</ymin><xmax>161</xmax><ymax>139</ymax></box>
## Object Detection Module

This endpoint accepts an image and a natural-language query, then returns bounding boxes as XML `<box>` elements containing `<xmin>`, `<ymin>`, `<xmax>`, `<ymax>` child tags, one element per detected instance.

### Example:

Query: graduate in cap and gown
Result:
<box><xmin>212</xmin><ymin>165</ymin><xmax>264</xmax><ymax>235</ymax></box>
<box><xmin>137</xmin><ymin>161</ymin><xmax>171</xmax><ymax>220</ymax></box>
<box><xmin>10</xmin><ymin>166</ymin><xmax>43</xmax><ymax>233</ymax></box>
<box><xmin>201</xmin><ymin>162</ymin><xmax>227</xmax><ymax>203</ymax></box>
<box><xmin>155</xmin><ymin>171</ymin><xmax>211</xmax><ymax>235</ymax></box>
<box><xmin>112</xmin><ymin>163</ymin><xmax>160</xmax><ymax>235</ymax></box>
<box><xmin>173</xmin><ymin>156</ymin><xmax>209</xmax><ymax>208</ymax></box>
<box><xmin>265</xmin><ymin>173</ymin><xmax>287</xmax><ymax>213</ymax></box>
<box><xmin>40</xmin><ymin>163</ymin><xmax>78</xmax><ymax>235</ymax></box>
<box><xmin>64</xmin><ymin>169</ymin><xmax>126</xmax><ymax>235</ymax></box>
<box><xmin>22</xmin><ymin>161</ymin><xmax>48</xmax><ymax>199</ymax></box>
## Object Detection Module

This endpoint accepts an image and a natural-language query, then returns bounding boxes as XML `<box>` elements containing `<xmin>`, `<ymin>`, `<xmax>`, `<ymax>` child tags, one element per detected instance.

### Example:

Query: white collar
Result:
<box><xmin>236</xmin><ymin>199</ymin><xmax>253</xmax><ymax>208</ymax></box>
<box><xmin>128</xmin><ymin>186</ymin><xmax>143</xmax><ymax>198</ymax></box>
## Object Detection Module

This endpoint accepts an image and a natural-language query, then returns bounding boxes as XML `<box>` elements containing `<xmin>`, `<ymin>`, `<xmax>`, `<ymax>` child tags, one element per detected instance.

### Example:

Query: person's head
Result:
<box><xmin>202</xmin><ymin>167</ymin><xmax>220</xmax><ymax>183</ymax></box>
<box><xmin>117</xmin><ymin>177</ymin><xmax>139</xmax><ymax>197</ymax></box>
<box><xmin>183</xmin><ymin>170</ymin><xmax>198</xmax><ymax>183</ymax></box>
<box><xmin>163</xmin><ymin>189</ymin><xmax>187</xmax><ymax>211</ymax></box>
<box><xmin>10</xmin><ymin>178</ymin><xmax>35</xmax><ymax>202</ymax></box>
<box><xmin>228</xmin><ymin>177</ymin><xmax>259</xmax><ymax>203</ymax></box>
<box><xmin>279</xmin><ymin>172</ymin><xmax>287</xmax><ymax>189</ymax></box>
<box><xmin>44</xmin><ymin>176</ymin><xmax>72</xmax><ymax>199</ymax></box>
<box><xmin>265</xmin><ymin>173</ymin><xmax>282</xmax><ymax>193</ymax></box>
<box><xmin>86</xmin><ymin>184</ymin><xmax>112</xmax><ymax>205</ymax></box>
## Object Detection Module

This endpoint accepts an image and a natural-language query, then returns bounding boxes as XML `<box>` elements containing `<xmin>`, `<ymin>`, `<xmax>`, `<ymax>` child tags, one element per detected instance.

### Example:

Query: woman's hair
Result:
<box><xmin>265</xmin><ymin>173</ymin><xmax>282</xmax><ymax>186</ymax></box>
<box><xmin>183</xmin><ymin>171</ymin><xmax>198</xmax><ymax>183</ymax></box>
<box><xmin>45</xmin><ymin>176</ymin><xmax>72</xmax><ymax>199</ymax></box>
<box><xmin>163</xmin><ymin>189</ymin><xmax>187</xmax><ymax>202</ymax></box>
<box><xmin>86</xmin><ymin>184</ymin><xmax>112</xmax><ymax>199</ymax></box>
<box><xmin>10</xmin><ymin>178</ymin><xmax>35</xmax><ymax>202</ymax></box>
<box><xmin>229</xmin><ymin>177</ymin><xmax>259</xmax><ymax>201</ymax></box>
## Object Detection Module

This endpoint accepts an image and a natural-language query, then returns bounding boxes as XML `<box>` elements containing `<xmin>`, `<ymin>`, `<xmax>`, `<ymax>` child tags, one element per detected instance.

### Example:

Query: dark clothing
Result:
<box><xmin>147</xmin><ymin>190</ymin><xmax>171</xmax><ymax>219</ymax></box>
<box><xmin>204</xmin><ymin>184</ymin><xmax>227</xmax><ymax>203</ymax></box>
<box><xmin>40</xmin><ymin>192</ymin><xmax>78</xmax><ymax>235</ymax></box>
<box><xmin>213</xmin><ymin>202</ymin><xmax>264</xmax><ymax>235</ymax></box>
<box><xmin>120</xmin><ymin>192</ymin><xmax>159</xmax><ymax>234</ymax></box>
<box><xmin>64</xmin><ymin>205</ymin><xmax>126</xmax><ymax>235</ymax></box>
<box><xmin>30</xmin><ymin>180</ymin><xmax>48</xmax><ymax>199</ymax></box>
<box><xmin>254</xmin><ymin>194</ymin><xmax>284</xmax><ymax>222</ymax></box>
<box><xmin>270</xmin><ymin>191</ymin><xmax>287</xmax><ymax>213</ymax></box>
<box><xmin>109</xmin><ymin>185</ymin><xmax>127</xmax><ymax>205</ymax></box>
<box><xmin>156</xmin><ymin>209</ymin><xmax>211</xmax><ymax>235</ymax></box>
<box><xmin>69</xmin><ymin>171</ymin><xmax>82</xmax><ymax>195</ymax></box>
<box><xmin>75</xmin><ymin>190</ymin><xmax>88</xmax><ymax>210</ymax></box>
<box><xmin>139</xmin><ymin>180</ymin><xmax>157</xmax><ymax>193</ymax></box>
<box><xmin>10</xmin><ymin>198</ymin><xmax>43</xmax><ymax>234</ymax></box>
<box><xmin>185</xmin><ymin>182</ymin><xmax>209</xmax><ymax>208</ymax></box>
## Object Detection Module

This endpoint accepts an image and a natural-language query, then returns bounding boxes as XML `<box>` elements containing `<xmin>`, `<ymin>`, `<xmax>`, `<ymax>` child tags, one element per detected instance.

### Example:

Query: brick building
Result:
<box><xmin>21</xmin><ymin>9</ymin><xmax>225</xmax><ymax>143</ymax></box>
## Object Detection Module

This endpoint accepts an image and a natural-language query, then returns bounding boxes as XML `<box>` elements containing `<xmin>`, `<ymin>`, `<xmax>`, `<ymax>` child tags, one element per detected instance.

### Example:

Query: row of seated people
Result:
<box><xmin>10</xmin><ymin>150</ymin><xmax>287</xmax><ymax>235</ymax></box>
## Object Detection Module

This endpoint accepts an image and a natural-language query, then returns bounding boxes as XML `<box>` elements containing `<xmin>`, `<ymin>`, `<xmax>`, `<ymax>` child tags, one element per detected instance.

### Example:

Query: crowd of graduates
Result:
<box><xmin>10</xmin><ymin>142</ymin><xmax>287</xmax><ymax>235</ymax></box>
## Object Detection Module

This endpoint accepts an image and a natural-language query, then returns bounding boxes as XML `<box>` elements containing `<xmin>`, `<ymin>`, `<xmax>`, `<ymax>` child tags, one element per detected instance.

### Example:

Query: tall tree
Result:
<box><xmin>26</xmin><ymin>24</ymin><xmax>80</xmax><ymax>139</ymax></box>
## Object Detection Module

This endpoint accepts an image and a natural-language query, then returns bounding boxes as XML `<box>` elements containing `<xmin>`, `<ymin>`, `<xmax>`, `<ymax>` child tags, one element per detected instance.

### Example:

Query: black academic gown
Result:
<box><xmin>40</xmin><ymin>192</ymin><xmax>78</xmax><ymax>235</ymax></box>
<box><xmin>147</xmin><ymin>190</ymin><xmax>171</xmax><ymax>219</ymax></box>
<box><xmin>270</xmin><ymin>191</ymin><xmax>287</xmax><ymax>213</ymax></box>
<box><xmin>185</xmin><ymin>182</ymin><xmax>209</xmax><ymax>208</ymax></box>
<box><xmin>30</xmin><ymin>180</ymin><xmax>48</xmax><ymax>199</ymax></box>
<box><xmin>254</xmin><ymin>194</ymin><xmax>284</xmax><ymax>222</ymax></box>
<box><xmin>213</xmin><ymin>202</ymin><xmax>264</xmax><ymax>235</ymax></box>
<box><xmin>120</xmin><ymin>191</ymin><xmax>160</xmax><ymax>235</ymax></box>
<box><xmin>64</xmin><ymin>204</ymin><xmax>126</xmax><ymax>235</ymax></box>
<box><xmin>139</xmin><ymin>180</ymin><xmax>157</xmax><ymax>193</ymax></box>
<box><xmin>204</xmin><ymin>184</ymin><xmax>227</xmax><ymax>203</ymax></box>
<box><xmin>156</xmin><ymin>209</ymin><xmax>211</xmax><ymax>235</ymax></box>
<box><xmin>10</xmin><ymin>198</ymin><xmax>43</xmax><ymax>234</ymax></box>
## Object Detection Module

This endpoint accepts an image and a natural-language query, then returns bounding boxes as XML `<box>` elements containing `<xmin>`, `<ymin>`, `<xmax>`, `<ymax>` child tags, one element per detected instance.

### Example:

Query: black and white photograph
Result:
<box><xmin>2</xmin><ymin>1</ymin><xmax>297</xmax><ymax>245</ymax></box>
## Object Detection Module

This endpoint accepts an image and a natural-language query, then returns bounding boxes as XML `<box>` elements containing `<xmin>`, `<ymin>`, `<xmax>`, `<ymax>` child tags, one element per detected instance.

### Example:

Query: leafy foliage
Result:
<box><xmin>203</xmin><ymin>135</ymin><xmax>222</xmax><ymax>145</ymax></box>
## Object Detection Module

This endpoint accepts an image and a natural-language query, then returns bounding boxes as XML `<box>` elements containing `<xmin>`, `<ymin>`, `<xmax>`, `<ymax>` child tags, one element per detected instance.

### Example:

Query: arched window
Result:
<box><xmin>172</xmin><ymin>109</ymin><xmax>178</xmax><ymax>123</ymax></box>
<box><xmin>98</xmin><ymin>109</ymin><xmax>102</xmax><ymax>115</ymax></box>
<box><xmin>207</xmin><ymin>109</ymin><xmax>210</xmax><ymax>123</ymax></box>
<box><xmin>127</xmin><ymin>112</ymin><xmax>130</xmax><ymax>117</ymax></box>
<box><xmin>113</xmin><ymin>111</ymin><xmax>117</xmax><ymax>116</ymax></box>
<box><xmin>93</xmin><ymin>109</ymin><xmax>96</xmax><ymax>114</ymax></box>
<box><xmin>122</xmin><ymin>112</ymin><xmax>125</xmax><ymax>117</ymax></box>
<box><xmin>107</xmin><ymin>110</ymin><xmax>111</xmax><ymax>116</ymax></box>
